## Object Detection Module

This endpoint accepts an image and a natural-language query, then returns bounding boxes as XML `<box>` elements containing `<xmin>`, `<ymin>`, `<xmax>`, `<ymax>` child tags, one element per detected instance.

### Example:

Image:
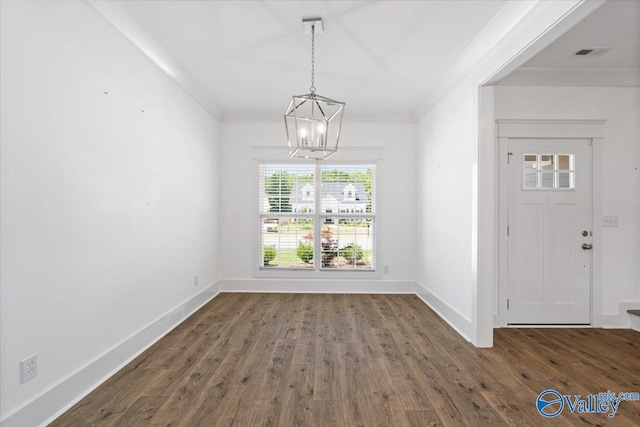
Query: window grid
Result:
<box><xmin>261</xmin><ymin>217</ymin><xmax>314</xmax><ymax>269</ymax></box>
<box><xmin>523</xmin><ymin>154</ymin><xmax>575</xmax><ymax>190</ymax></box>
<box><xmin>260</xmin><ymin>164</ymin><xmax>315</xmax><ymax>214</ymax></box>
<box><xmin>318</xmin><ymin>218</ymin><xmax>375</xmax><ymax>270</ymax></box>
<box><xmin>259</xmin><ymin>163</ymin><xmax>376</xmax><ymax>271</ymax></box>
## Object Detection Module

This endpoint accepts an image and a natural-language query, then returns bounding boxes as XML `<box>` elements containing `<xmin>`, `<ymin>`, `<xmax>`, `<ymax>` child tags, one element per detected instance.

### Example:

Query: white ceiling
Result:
<box><xmin>104</xmin><ymin>0</ymin><xmax>509</xmax><ymax>120</ymax></box>
<box><xmin>498</xmin><ymin>0</ymin><xmax>640</xmax><ymax>87</ymax></box>
<box><xmin>91</xmin><ymin>1</ymin><xmax>639</xmax><ymax>119</ymax></box>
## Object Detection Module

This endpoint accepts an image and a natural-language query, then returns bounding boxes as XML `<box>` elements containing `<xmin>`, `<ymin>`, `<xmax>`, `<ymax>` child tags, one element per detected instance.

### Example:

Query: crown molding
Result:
<box><xmin>496</xmin><ymin>67</ymin><xmax>640</xmax><ymax>87</ymax></box>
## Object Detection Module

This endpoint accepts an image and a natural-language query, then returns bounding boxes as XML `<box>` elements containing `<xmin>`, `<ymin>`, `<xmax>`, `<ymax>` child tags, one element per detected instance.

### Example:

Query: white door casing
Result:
<box><xmin>506</xmin><ymin>138</ymin><xmax>592</xmax><ymax>324</ymax></box>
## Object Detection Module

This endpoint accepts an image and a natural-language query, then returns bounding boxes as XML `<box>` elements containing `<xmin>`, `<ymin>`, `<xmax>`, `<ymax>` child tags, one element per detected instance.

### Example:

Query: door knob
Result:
<box><xmin>582</xmin><ymin>243</ymin><xmax>593</xmax><ymax>250</ymax></box>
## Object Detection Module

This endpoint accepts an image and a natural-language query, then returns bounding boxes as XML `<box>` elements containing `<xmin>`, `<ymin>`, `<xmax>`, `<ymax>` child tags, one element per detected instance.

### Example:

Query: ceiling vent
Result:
<box><xmin>575</xmin><ymin>47</ymin><xmax>612</xmax><ymax>56</ymax></box>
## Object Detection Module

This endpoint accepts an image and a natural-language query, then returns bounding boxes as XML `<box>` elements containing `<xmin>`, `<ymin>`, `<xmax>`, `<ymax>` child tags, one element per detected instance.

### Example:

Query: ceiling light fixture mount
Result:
<box><xmin>285</xmin><ymin>17</ymin><xmax>344</xmax><ymax>160</ymax></box>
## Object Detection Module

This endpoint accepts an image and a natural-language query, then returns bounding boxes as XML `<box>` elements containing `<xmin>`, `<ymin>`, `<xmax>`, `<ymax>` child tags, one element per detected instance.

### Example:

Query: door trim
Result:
<box><xmin>496</xmin><ymin>119</ymin><xmax>605</xmax><ymax>328</ymax></box>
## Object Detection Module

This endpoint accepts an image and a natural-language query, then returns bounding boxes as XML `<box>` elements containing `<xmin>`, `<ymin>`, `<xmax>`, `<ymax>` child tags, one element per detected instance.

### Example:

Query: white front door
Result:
<box><xmin>507</xmin><ymin>138</ymin><xmax>592</xmax><ymax>324</ymax></box>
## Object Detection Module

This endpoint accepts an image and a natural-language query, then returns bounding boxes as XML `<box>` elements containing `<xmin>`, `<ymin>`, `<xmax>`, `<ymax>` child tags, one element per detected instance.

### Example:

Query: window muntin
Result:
<box><xmin>259</xmin><ymin>163</ymin><xmax>376</xmax><ymax>271</ymax></box>
<box><xmin>261</xmin><ymin>217</ymin><xmax>314</xmax><ymax>269</ymax></box>
<box><xmin>320</xmin><ymin>165</ymin><xmax>374</xmax><ymax>214</ymax></box>
<box><xmin>260</xmin><ymin>164</ymin><xmax>315</xmax><ymax>214</ymax></box>
<box><xmin>319</xmin><ymin>219</ymin><xmax>374</xmax><ymax>269</ymax></box>
<box><xmin>523</xmin><ymin>154</ymin><xmax>575</xmax><ymax>190</ymax></box>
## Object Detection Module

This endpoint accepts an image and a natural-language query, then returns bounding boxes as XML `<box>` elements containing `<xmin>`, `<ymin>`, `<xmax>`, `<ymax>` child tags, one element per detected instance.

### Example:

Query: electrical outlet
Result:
<box><xmin>20</xmin><ymin>354</ymin><xmax>38</xmax><ymax>384</ymax></box>
<box><xmin>383</xmin><ymin>266</ymin><xmax>390</xmax><ymax>274</ymax></box>
<box><xmin>194</xmin><ymin>276</ymin><xmax>199</xmax><ymax>287</ymax></box>
<box><xmin>603</xmin><ymin>216</ymin><xmax>619</xmax><ymax>227</ymax></box>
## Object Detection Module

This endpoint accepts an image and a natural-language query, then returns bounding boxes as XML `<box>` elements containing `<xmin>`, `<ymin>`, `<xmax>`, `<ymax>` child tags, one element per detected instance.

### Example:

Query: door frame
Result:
<box><xmin>496</xmin><ymin>119</ymin><xmax>605</xmax><ymax>328</ymax></box>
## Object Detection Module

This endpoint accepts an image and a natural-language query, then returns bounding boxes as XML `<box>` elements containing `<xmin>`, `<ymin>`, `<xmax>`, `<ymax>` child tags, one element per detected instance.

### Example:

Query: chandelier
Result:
<box><xmin>285</xmin><ymin>18</ymin><xmax>345</xmax><ymax>160</ymax></box>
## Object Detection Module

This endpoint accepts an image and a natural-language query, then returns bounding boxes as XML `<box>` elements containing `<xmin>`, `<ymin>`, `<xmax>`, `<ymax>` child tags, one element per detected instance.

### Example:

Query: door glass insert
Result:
<box><xmin>541</xmin><ymin>155</ymin><xmax>554</xmax><ymax>170</ymax></box>
<box><xmin>524</xmin><ymin>172</ymin><xmax>537</xmax><ymax>188</ymax></box>
<box><xmin>524</xmin><ymin>155</ymin><xmax>537</xmax><ymax>170</ymax></box>
<box><xmin>558</xmin><ymin>155</ymin><xmax>571</xmax><ymax>170</ymax></box>
<box><xmin>523</xmin><ymin>154</ymin><xmax>575</xmax><ymax>190</ymax></box>
<box><xmin>541</xmin><ymin>172</ymin><xmax>554</xmax><ymax>188</ymax></box>
<box><xmin>558</xmin><ymin>172</ymin><xmax>571</xmax><ymax>188</ymax></box>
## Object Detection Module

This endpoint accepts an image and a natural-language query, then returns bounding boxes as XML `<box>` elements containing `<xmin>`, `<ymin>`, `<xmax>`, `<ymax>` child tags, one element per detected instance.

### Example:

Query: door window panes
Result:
<box><xmin>522</xmin><ymin>154</ymin><xmax>575</xmax><ymax>190</ymax></box>
<box><xmin>541</xmin><ymin>172</ymin><xmax>554</xmax><ymax>188</ymax></box>
<box><xmin>524</xmin><ymin>155</ymin><xmax>537</xmax><ymax>170</ymax></box>
<box><xmin>558</xmin><ymin>172</ymin><xmax>571</xmax><ymax>188</ymax></box>
<box><xmin>541</xmin><ymin>155</ymin><xmax>554</xmax><ymax>170</ymax></box>
<box><xmin>524</xmin><ymin>172</ymin><xmax>537</xmax><ymax>188</ymax></box>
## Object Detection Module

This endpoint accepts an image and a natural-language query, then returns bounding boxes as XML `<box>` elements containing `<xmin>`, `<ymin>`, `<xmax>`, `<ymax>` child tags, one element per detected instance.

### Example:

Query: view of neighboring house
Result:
<box><xmin>291</xmin><ymin>182</ymin><xmax>369</xmax><ymax>214</ymax></box>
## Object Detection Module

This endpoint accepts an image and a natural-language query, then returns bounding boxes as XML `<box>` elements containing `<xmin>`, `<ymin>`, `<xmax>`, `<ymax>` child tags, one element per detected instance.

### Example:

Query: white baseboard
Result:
<box><xmin>1</xmin><ymin>282</ymin><xmax>221</xmax><ymax>427</ymax></box>
<box><xmin>600</xmin><ymin>301</ymin><xmax>640</xmax><ymax>329</ymax></box>
<box><xmin>414</xmin><ymin>281</ymin><xmax>473</xmax><ymax>342</ymax></box>
<box><xmin>600</xmin><ymin>314</ymin><xmax>626</xmax><ymax>328</ymax></box>
<box><xmin>218</xmin><ymin>279</ymin><xmax>417</xmax><ymax>294</ymax></box>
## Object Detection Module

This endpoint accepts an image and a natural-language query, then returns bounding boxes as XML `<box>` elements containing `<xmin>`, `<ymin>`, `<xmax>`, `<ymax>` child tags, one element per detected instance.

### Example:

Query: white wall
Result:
<box><xmin>413</xmin><ymin>0</ymin><xmax>601</xmax><ymax>346</ymax></box>
<box><xmin>0</xmin><ymin>1</ymin><xmax>219</xmax><ymax>423</ymax></box>
<box><xmin>495</xmin><ymin>86</ymin><xmax>640</xmax><ymax>322</ymax></box>
<box><xmin>218</xmin><ymin>122</ymin><xmax>415</xmax><ymax>288</ymax></box>
<box><xmin>415</xmin><ymin>79</ymin><xmax>476</xmax><ymax>338</ymax></box>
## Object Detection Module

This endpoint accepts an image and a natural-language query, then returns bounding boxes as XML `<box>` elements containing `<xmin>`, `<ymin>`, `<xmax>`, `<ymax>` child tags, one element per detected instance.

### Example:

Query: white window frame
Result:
<box><xmin>521</xmin><ymin>153</ymin><xmax>576</xmax><ymax>191</ymax></box>
<box><xmin>255</xmin><ymin>160</ymin><xmax>380</xmax><ymax>279</ymax></box>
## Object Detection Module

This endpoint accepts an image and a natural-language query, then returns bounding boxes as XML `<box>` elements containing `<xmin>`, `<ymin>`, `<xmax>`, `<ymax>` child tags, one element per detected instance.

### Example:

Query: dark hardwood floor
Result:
<box><xmin>51</xmin><ymin>293</ymin><xmax>640</xmax><ymax>426</ymax></box>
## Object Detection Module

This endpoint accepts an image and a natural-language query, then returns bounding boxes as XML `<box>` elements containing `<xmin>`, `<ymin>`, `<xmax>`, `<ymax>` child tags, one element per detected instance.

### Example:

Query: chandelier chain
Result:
<box><xmin>286</xmin><ymin>17</ymin><xmax>345</xmax><ymax>160</ymax></box>
<box><xmin>310</xmin><ymin>23</ymin><xmax>316</xmax><ymax>93</ymax></box>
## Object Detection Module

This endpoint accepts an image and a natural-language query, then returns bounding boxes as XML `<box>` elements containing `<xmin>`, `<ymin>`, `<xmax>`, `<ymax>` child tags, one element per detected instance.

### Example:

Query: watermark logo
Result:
<box><xmin>536</xmin><ymin>389</ymin><xmax>564</xmax><ymax>418</ymax></box>
<box><xmin>536</xmin><ymin>389</ymin><xmax>640</xmax><ymax>419</ymax></box>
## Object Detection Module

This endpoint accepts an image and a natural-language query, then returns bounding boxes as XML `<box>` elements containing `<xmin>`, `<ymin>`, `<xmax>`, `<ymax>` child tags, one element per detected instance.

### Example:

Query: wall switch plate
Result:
<box><xmin>603</xmin><ymin>216</ymin><xmax>619</xmax><ymax>227</ymax></box>
<box><xmin>194</xmin><ymin>276</ymin><xmax>199</xmax><ymax>287</ymax></box>
<box><xmin>20</xmin><ymin>354</ymin><xmax>38</xmax><ymax>384</ymax></box>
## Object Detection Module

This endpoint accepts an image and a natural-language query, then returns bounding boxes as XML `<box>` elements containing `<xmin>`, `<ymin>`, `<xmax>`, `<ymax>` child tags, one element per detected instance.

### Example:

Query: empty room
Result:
<box><xmin>1</xmin><ymin>0</ymin><xmax>639</xmax><ymax>426</ymax></box>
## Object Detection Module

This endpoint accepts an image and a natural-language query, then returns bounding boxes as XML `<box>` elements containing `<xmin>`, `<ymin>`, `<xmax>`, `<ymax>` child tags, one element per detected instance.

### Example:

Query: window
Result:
<box><xmin>259</xmin><ymin>163</ymin><xmax>376</xmax><ymax>271</ymax></box>
<box><xmin>523</xmin><ymin>154</ymin><xmax>575</xmax><ymax>190</ymax></box>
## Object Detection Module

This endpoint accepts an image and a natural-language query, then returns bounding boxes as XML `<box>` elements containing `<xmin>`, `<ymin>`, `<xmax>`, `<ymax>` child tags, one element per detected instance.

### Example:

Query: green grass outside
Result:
<box><xmin>265</xmin><ymin>249</ymin><xmax>312</xmax><ymax>268</ymax></box>
<box><xmin>264</xmin><ymin>248</ymin><xmax>373</xmax><ymax>268</ymax></box>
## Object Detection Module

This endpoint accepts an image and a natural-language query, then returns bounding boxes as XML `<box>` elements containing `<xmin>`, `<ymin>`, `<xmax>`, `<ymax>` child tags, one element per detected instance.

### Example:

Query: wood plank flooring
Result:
<box><xmin>51</xmin><ymin>293</ymin><xmax>640</xmax><ymax>426</ymax></box>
